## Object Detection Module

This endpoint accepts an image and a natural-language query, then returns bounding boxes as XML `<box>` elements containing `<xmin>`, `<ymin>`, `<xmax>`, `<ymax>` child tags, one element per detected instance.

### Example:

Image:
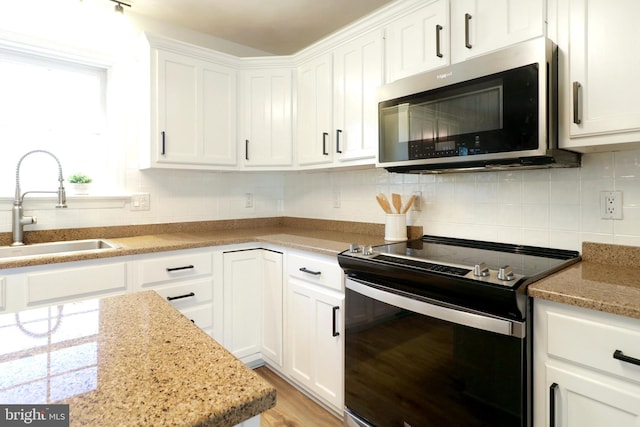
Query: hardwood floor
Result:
<box><xmin>255</xmin><ymin>367</ymin><xmax>343</xmax><ymax>427</ymax></box>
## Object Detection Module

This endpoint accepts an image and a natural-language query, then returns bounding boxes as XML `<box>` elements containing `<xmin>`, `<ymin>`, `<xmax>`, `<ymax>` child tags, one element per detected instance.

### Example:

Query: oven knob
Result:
<box><xmin>349</xmin><ymin>243</ymin><xmax>360</xmax><ymax>253</ymax></box>
<box><xmin>498</xmin><ymin>265</ymin><xmax>515</xmax><ymax>281</ymax></box>
<box><xmin>363</xmin><ymin>245</ymin><xmax>374</xmax><ymax>256</ymax></box>
<box><xmin>473</xmin><ymin>262</ymin><xmax>490</xmax><ymax>277</ymax></box>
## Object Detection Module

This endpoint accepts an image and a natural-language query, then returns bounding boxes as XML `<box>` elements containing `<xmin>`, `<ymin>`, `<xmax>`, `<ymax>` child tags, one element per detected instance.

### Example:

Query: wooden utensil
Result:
<box><xmin>391</xmin><ymin>193</ymin><xmax>402</xmax><ymax>214</ymax></box>
<box><xmin>401</xmin><ymin>195</ymin><xmax>416</xmax><ymax>214</ymax></box>
<box><xmin>376</xmin><ymin>193</ymin><xmax>392</xmax><ymax>214</ymax></box>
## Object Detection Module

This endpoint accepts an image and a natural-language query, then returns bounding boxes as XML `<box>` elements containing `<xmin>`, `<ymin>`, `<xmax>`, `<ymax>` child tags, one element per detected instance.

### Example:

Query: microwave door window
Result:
<box><xmin>380</xmin><ymin>103</ymin><xmax>411</xmax><ymax>162</ymax></box>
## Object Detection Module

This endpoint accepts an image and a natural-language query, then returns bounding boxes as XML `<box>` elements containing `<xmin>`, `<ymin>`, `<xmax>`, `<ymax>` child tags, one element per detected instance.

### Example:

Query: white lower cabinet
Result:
<box><xmin>534</xmin><ymin>299</ymin><xmax>640</xmax><ymax>427</ymax></box>
<box><xmin>133</xmin><ymin>248</ymin><xmax>215</xmax><ymax>337</ymax></box>
<box><xmin>286</xmin><ymin>250</ymin><xmax>344</xmax><ymax>414</ymax></box>
<box><xmin>222</xmin><ymin>248</ymin><xmax>283</xmax><ymax>367</ymax></box>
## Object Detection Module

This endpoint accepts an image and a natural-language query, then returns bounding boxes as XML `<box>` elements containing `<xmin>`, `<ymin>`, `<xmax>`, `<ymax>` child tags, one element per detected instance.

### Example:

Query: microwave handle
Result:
<box><xmin>572</xmin><ymin>81</ymin><xmax>582</xmax><ymax>124</ymax></box>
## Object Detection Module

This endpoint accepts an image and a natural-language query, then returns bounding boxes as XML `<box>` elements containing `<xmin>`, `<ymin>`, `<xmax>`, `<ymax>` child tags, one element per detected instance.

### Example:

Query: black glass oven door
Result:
<box><xmin>345</xmin><ymin>279</ymin><xmax>526</xmax><ymax>427</ymax></box>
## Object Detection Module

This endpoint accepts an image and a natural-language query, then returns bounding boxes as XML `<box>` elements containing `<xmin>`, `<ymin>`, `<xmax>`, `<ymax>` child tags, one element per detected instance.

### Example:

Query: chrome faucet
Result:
<box><xmin>12</xmin><ymin>150</ymin><xmax>67</xmax><ymax>246</ymax></box>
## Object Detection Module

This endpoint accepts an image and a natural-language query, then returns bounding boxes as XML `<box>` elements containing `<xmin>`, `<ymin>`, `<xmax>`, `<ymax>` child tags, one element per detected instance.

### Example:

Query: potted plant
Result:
<box><xmin>68</xmin><ymin>173</ymin><xmax>93</xmax><ymax>195</ymax></box>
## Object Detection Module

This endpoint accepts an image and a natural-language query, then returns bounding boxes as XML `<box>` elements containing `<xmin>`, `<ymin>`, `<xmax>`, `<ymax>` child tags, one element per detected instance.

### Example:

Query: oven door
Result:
<box><xmin>344</xmin><ymin>277</ymin><xmax>528</xmax><ymax>427</ymax></box>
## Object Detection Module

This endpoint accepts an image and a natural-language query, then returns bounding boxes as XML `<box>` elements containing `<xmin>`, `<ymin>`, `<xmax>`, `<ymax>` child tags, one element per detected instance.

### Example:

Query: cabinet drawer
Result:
<box><xmin>176</xmin><ymin>304</ymin><xmax>213</xmax><ymax>330</ymax></box>
<box><xmin>547</xmin><ymin>308</ymin><xmax>640</xmax><ymax>384</ymax></box>
<box><xmin>288</xmin><ymin>252</ymin><xmax>342</xmax><ymax>291</ymax></box>
<box><xmin>26</xmin><ymin>263</ymin><xmax>127</xmax><ymax>305</ymax></box>
<box><xmin>138</xmin><ymin>251</ymin><xmax>212</xmax><ymax>286</ymax></box>
<box><xmin>152</xmin><ymin>279</ymin><xmax>213</xmax><ymax>307</ymax></box>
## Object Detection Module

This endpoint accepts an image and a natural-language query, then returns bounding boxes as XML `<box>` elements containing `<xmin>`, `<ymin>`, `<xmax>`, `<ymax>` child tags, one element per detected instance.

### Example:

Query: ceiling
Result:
<box><xmin>126</xmin><ymin>0</ymin><xmax>395</xmax><ymax>55</ymax></box>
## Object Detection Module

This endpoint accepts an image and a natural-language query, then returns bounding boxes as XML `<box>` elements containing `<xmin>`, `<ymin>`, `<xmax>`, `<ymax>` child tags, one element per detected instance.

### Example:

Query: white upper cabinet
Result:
<box><xmin>385</xmin><ymin>0</ymin><xmax>544</xmax><ymax>82</ymax></box>
<box><xmin>450</xmin><ymin>0</ymin><xmax>544</xmax><ymax>63</ymax></box>
<box><xmin>141</xmin><ymin>35</ymin><xmax>238</xmax><ymax>170</ymax></box>
<box><xmin>385</xmin><ymin>0</ymin><xmax>450</xmax><ymax>82</ymax></box>
<box><xmin>333</xmin><ymin>30</ymin><xmax>384</xmax><ymax>163</ymax></box>
<box><xmin>557</xmin><ymin>0</ymin><xmax>640</xmax><ymax>152</ymax></box>
<box><xmin>240</xmin><ymin>64</ymin><xmax>294</xmax><ymax>168</ymax></box>
<box><xmin>296</xmin><ymin>52</ymin><xmax>334</xmax><ymax>166</ymax></box>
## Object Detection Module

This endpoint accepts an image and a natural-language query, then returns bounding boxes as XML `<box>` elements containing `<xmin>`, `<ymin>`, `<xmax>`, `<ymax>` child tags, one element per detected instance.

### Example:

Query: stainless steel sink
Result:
<box><xmin>0</xmin><ymin>239</ymin><xmax>120</xmax><ymax>259</ymax></box>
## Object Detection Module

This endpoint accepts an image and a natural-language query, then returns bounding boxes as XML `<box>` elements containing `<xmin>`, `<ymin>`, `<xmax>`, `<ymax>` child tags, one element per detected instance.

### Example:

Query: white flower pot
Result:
<box><xmin>70</xmin><ymin>183</ymin><xmax>91</xmax><ymax>195</ymax></box>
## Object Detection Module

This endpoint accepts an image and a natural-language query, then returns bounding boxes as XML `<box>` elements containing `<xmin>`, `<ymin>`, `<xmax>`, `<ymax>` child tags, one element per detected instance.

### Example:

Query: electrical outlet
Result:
<box><xmin>245</xmin><ymin>193</ymin><xmax>253</xmax><ymax>208</ymax></box>
<box><xmin>412</xmin><ymin>191</ymin><xmax>422</xmax><ymax>211</ymax></box>
<box><xmin>600</xmin><ymin>191</ymin><xmax>622</xmax><ymax>220</ymax></box>
<box><xmin>130</xmin><ymin>193</ymin><xmax>150</xmax><ymax>211</ymax></box>
<box><xmin>333</xmin><ymin>188</ymin><xmax>341</xmax><ymax>208</ymax></box>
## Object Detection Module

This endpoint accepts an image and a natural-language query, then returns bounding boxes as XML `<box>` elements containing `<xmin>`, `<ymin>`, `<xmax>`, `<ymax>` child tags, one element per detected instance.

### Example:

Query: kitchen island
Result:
<box><xmin>0</xmin><ymin>291</ymin><xmax>276</xmax><ymax>426</ymax></box>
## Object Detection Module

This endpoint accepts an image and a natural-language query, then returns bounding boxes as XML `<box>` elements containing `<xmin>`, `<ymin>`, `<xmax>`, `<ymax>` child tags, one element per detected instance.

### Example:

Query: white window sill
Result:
<box><xmin>0</xmin><ymin>193</ymin><xmax>133</xmax><ymax>210</ymax></box>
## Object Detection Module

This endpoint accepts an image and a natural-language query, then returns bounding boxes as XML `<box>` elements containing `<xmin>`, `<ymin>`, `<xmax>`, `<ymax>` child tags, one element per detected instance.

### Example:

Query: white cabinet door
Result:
<box><xmin>545</xmin><ymin>364</ymin><xmax>640</xmax><ymax>427</ymax></box>
<box><xmin>223</xmin><ymin>250</ymin><xmax>262</xmax><ymax>361</ymax></box>
<box><xmin>450</xmin><ymin>0</ymin><xmax>544</xmax><ymax>63</ymax></box>
<box><xmin>147</xmin><ymin>42</ymin><xmax>238</xmax><ymax>169</ymax></box>
<box><xmin>333</xmin><ymin>30</ymin><xmax>383</xmax><ymax>163</ymax></box>
<box><xmin>241</xmin><ymin>67</ymin><xmax>293</xmax><ymax>167</ymax></box>
<box><xmin>384</xmin><ymin>0</ymin><xmax>450</xmax><ymax>82</ymax></box>
<box><xmin>534</xmin><ymin>299</ymin><xmax>640</xmax><ymax>427</ymax></box>
<box><xmin>261</xmin><ymin>250</ymin><xmax>284</xmax><ymax>368</ymax></box>
<box><xmin>296</xmin><ymin>53</ymin><xmax>334</xmax><ymax>166</ymax></box>
<box><xmin>287</xmin><ymin>278</ymin><xmax>344</xmax><ymax>412</ymax></box>
<box><xmin>560</xmin><ymin>0</ymin><xmax>640</xmax><ymax>150</ymax></box>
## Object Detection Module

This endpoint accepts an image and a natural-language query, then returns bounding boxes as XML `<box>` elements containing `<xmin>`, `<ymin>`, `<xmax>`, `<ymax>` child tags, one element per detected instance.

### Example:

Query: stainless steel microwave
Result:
<box><xmin>377</xmin><ymin>37</ymin><xmax>580</xmax><ymax>173</ymax></box>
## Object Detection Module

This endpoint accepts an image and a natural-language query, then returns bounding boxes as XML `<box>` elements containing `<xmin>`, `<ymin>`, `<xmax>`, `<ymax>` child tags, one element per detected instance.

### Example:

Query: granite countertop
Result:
<box><xmin>0</xmin><ymin>217</ymin><xmax>422</xmax><ymax>270</ymax></box>
<box><xmin>0</xmin><ymin>291</ymin><xmax>275</xmax><ymax>426</ymax></box>
<box><xmin>529</xmin><ymin>242</ymin><xmax>640</xmax><ymax>320</ymax></box>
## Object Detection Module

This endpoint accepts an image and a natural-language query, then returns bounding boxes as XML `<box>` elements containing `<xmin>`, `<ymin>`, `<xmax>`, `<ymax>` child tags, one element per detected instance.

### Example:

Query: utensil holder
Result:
<box><xmin>385</xmin><ymin>214</ymin><xmax>407</xmax><ymax>242</ymax></box>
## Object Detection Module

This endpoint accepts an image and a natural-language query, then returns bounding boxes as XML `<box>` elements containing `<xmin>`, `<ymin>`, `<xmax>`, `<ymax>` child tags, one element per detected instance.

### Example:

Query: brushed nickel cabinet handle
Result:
<box><xmin>572</xmin><ymin>81</ymin><xmax>582</xmax><ymax>124</ymax></box>
<box><xmin>465</xmin><ymin>13</ymin><xmax>472</xmax><ymax>49</ymax></box>
<box><xmin>436</xmin><ymin>24</ymin><xmax>444</xmax><ymax>58</ymax></box>
<box><xmin>336</xmin><ymin>129</ymin><xmax>343</xmax><ymax>153</ymax></box>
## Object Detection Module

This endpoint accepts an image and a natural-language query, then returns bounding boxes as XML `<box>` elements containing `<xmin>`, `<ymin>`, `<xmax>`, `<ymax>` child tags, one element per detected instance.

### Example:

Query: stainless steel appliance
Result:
<box><xmin>377</xmin><ymin>37</ymin><xmax>580</xmax><ymax>173</ymax></box>
<box><xmin>337</xmin><ymin>236</ymin><xmax>580</xmax><ymax>427</ymax></box>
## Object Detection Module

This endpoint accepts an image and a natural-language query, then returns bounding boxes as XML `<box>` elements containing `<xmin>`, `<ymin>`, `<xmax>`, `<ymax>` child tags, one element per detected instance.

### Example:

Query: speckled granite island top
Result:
<box><xmin>529</xmin><ymin>242</ymin><xmax>640</xmax><ymax>319</ymax></box>
<box><xmin>0</xmin><ymin>291</ymin><xmax>276</xmax><ymax>426</ymax></box>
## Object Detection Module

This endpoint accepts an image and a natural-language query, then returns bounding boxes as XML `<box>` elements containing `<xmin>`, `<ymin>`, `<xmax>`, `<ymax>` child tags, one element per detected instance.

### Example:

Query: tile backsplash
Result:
<box><xmin>2</xmin><ymin>149</ymin><xmax>640</xmax><ymax>252</ymax></box>
<box><xmin>285</xmin><ymin>149</ymin><xmax>640</xmax><ymax>251</ymax></box>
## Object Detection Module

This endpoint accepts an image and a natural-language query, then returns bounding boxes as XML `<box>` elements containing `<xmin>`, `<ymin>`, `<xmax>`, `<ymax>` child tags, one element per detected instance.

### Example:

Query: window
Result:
<box><xmin>0</xmin><ymin>49</ymin><xmax>110</xmax><ymax>196</ymax></box>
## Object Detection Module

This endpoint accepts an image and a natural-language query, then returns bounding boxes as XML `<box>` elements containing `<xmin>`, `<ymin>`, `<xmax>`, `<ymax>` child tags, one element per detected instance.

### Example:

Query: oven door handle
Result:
<box><xmin>346</xmin><ymin>278</ymin><xmax>523</xmax><ymax>338</ymax></box>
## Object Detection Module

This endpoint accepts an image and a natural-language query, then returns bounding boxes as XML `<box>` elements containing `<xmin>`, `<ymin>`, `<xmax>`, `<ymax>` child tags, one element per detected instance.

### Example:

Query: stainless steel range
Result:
<box><xmin>337</xmin><ymin>235</ymin><xmax>580</xmax><ymax>427</ymax></box>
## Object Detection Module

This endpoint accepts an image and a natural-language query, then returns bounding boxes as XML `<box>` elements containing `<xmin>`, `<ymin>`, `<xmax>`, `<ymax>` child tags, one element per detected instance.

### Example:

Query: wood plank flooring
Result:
<box><xmin>255</xmin><ymin>367</ymin><xmax>343</xmax><ymax>427</ymax></box>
